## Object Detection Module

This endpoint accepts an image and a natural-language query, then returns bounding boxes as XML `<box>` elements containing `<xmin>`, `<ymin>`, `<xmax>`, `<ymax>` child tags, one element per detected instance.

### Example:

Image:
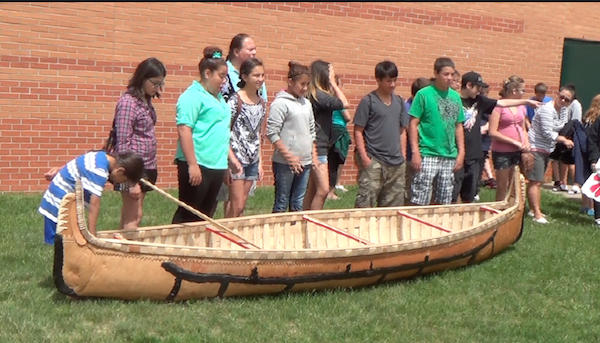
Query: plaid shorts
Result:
<box><xmin>410</xmin><ymin>156</ymin><xmax>456</xmax><ymax>205</ymax></box>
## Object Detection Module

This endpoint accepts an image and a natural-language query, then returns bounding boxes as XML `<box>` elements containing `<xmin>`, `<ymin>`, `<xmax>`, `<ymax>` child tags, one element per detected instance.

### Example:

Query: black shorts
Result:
<box><xmin>549</xmin><ymin>146</ymin><xmax>575</xmax><ymax>165</ymax></box>
<box><xmin>114</xmin><ymin>169</ymin><xmax>158</xmax><ymax>193</ymax></box>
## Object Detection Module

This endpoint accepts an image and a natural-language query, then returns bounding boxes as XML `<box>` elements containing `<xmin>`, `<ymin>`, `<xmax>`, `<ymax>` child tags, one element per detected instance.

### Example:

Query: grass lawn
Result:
<box><xmin>1</xmin><ymin>185</ymin><xmax>600</xmax><ymax>342</ymax></box>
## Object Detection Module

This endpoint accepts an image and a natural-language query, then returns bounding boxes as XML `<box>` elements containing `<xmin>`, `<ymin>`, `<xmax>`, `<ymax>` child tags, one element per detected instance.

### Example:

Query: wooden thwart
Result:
<box><xmin>206</xmin><ymin>227</ymin><xmax>261</xmax><ymax>250</ymax></box>
<box><xmin>397</xmin><ymin>210</ymin><xmax>451</xmax><ymax>233</ymax></box>
<box><xmin>302</xmin><ymin>215</ymin><xmax>373</xmax><ymax>245</ymax></box>
<box><xmin>139</xmin><ymin>178</ymin><xmax>261</xmax><ymax>249</ymax></box>
<box><xmin>480</xmin><ymin>206</ymin><xmax>501</xmax><ymax>214</ymax></box>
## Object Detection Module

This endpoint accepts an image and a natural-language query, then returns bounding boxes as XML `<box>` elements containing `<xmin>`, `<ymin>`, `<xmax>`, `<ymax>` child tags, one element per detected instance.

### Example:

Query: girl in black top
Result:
<box><xmin>303</xmin><ymin>60</ymin><xmax>349</xmax><ymax>210</ymax></box>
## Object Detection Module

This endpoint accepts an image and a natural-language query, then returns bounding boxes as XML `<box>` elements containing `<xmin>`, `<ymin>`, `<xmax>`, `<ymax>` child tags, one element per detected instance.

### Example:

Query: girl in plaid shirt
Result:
<box><xmin>112</xmin><ymin>57</ymin><xmax>167</xmax><ymax>230</ymax></box>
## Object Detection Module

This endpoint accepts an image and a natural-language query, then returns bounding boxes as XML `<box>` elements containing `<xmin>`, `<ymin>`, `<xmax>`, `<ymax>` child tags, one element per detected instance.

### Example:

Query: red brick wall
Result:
<box><xmin>2</xmin><ymin>2</ymin><xmax>600</xmax><ymax>192</ymax></box>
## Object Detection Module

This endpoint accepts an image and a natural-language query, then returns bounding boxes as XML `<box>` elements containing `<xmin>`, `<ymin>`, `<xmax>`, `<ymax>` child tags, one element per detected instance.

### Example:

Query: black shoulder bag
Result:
<box><xmin>103</xmin><ymin>119</ymin><xmax>117</xmax><ymax>153</ymax></box>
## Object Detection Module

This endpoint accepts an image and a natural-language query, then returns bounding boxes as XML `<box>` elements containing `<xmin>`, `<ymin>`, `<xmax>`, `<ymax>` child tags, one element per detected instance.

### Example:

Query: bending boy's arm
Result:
<box><xmin>44</xmin><ymin>165</ymin><xmax>65</xmax><ymax>181</ymax></box>
<box><xmin>87</xmin><ymin>194</ymin><xmax>101</xmax><ymax>236</ymax></box>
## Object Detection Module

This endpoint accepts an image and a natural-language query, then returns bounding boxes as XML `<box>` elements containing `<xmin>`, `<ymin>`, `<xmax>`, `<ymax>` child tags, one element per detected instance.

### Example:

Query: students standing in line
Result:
<box><xmin>353</xmin><ymin>60</ymin><xmax>409</xmax><ymax>208</ymax></box>
<box><xmin>408</xmin><ymin>57</ymin><xmax>465</xmax><ymax>206</ymax></box>
<box><xmin>172</xmin><ymin>47</ymin><xmax>231</xmax><ymax>223</ymax></box>
<box><xmin>266</xmin><ymin>62</ymin><xmax>317</xmax><ymax>213</ymax></box>
<box><xmin>403</xmin><ymin>77</ymin><xmax>432</xmax><ymax>204</ymax></box>
<box><xmin>454</xmin><ymin>73</ymin><xmax>540</xmax><ymax>203</ymax></box>
<box><xmin>224</xmin><ymin>58</ymin><xmax>267</xmax><ymax>218</ymax></box>
<box><xmin>488</xmin><ymin>76</ymin><xmax>537</xmax><ymax>201</ymax></box>
<box><xmin>303</xmin><ymin>60</ymin><xmax>349</xmax><ymax>211</ymax></box>
<box><xmin>216</xmin><ymin>33</ymin><xmax>269</xmax><ymax>216</ymax></box>
<box><xmin>111</xmin><ymin>58</ymin><xmax>167</xmax><ymax>230</ymax></box>
<box><xmin>582</xmin><ymin>94</ymin><xmax>600</xmax><ymax>221</ymax></box>
<box><xmin>526</xmin><ymin>86</ymin><xmax>574</xmax><ymax>223</ymax></box>
<box><xmin>327</xmin><ymin>75</ymin><xmax>352</xmax><ymax>200</ymax></box>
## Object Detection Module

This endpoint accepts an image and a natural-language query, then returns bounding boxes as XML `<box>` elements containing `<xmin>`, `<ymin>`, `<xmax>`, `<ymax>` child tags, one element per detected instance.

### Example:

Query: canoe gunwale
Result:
<box><xmin>55</xmin><ymin>172</ymin><xmax>524</xmax><ymax>260</ymax></box>
<box><xmin>93</xmin><ymin>200</ymin><xmax>509</xmax><ymax>239</ymax></box>
<box><xmin>85</xmin><ymin>204</ymin><xmax>519</xmax><ymax>260</ymax></box>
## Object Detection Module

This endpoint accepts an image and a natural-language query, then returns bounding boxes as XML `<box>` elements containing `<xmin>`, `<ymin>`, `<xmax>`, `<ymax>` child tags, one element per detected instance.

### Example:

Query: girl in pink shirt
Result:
<box><xmin>488</xmin><ymin>75</ymin><xmax>531</xmax><ymax>201</ymax></box>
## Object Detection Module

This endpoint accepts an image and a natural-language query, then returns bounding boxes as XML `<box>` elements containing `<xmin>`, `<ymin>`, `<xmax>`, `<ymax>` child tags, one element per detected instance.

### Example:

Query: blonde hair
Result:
<box><xmin>308</xmin><ymin>60</ymin><xmax>334</xmax><ymax>103</ymax></box>
<box><xmin>499</xmin><ymin>75</ymin><xmax>524</xmax><ymax>98</ymax></box>
<box><xmin>584</xmin><ymin>94</ymin><xmax>600</xmax><ymax>125</ymax></box>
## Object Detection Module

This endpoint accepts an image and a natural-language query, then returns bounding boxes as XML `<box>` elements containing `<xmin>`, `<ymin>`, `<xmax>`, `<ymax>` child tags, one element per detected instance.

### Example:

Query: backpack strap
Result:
<box><xmin>223</xmin><ymin>74</ymin><xmax>236</xmax><ymax>102</ymax></box>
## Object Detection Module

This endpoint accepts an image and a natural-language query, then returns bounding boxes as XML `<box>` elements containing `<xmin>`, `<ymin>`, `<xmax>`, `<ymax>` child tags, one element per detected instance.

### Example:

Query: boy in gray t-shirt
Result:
<box><xmin>353</xmin><ymin>60</ymin><xmax>409</xmax><ymax>208</ymax></box>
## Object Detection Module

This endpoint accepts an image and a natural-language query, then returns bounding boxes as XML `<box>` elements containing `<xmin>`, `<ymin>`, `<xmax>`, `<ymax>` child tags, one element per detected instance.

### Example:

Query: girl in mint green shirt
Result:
<box><xmin>172</xmin><ymin>46</ymin><xmax>231</xmax><ymax>224</ymax></box>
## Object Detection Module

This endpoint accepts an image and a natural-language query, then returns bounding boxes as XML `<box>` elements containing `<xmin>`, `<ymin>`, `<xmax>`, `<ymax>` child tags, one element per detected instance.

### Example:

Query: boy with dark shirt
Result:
<box><xmin>354</xmin><ymin>60</ymin><xmax>409</xmax><ymax>208</ymax></box>
<box><xmin>452</xmin><ymin>72</ymin><xmax>541</xmax><ymax>203</ymax></box>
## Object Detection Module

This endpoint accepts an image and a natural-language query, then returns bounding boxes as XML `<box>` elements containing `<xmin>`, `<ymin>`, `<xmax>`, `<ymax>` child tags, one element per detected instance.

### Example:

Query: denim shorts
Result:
<box><xmin>492</xmin><ymin>151</ymin><xmax>521</xmax><ymax>170</ymax></box>
<box><xmin>318</xmin><ymin>155</ymin><xmax>328</xmax><ymax>164</ymax></box>
<box><xmin>114</xmin><ymin>169</ymin><xmax>158</xmax><ymax>192</ymax></box>
<box><xmin>231</xmin><ymin>161</ymin><xmax>260</xmax><ymax>180</ymax></box>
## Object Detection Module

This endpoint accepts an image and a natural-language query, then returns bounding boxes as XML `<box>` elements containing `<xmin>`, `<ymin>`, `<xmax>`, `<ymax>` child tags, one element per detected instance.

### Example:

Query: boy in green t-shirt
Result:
<box><xmin>408</xmin><ymin>57</ymin><xmax>465</xmax><ymax>205</ymax></box>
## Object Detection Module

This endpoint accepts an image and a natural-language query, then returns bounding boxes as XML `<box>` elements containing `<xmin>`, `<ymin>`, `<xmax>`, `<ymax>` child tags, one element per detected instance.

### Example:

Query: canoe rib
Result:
<box><xmin>480</xmin><ymin>206</ymin><xmax>501</xmax><ymax>214</ymax></box>
<box><xmin>302</xmin><ymin>215</ymin><xmax>373</xmax><ymax>245</ymax></box>
<box><xmin>206</xmin><ymin>226</ymin><xmax>261</xmax><ymax>250</ymax></box>
<box><xmin>397</xmin><ymin>211</ymin><xmax>451</xmax><ymax>233</ymax></box>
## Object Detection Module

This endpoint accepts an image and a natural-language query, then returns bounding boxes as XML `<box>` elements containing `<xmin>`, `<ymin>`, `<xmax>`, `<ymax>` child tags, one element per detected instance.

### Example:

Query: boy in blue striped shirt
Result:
<box><xmin>39</xmin><ymin>150</ymin><xmax>144</xmax><ymax>245</ymax></box>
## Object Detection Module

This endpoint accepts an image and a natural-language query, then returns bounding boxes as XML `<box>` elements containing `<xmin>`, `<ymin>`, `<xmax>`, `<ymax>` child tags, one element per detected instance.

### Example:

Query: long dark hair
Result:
<box><xmin>237</xmin><ymin>58</ymin><xmax>264</xmax><ymax>89</ymax></box>
<box><xmin>127</xmin><ymin>58</ymin><xmax>167</xmax><ymax>100</ymax></box>
<box><xmin>227</xmin><ymin>33</ymin><xmax>251</xmax><ymax>61</ymax></box>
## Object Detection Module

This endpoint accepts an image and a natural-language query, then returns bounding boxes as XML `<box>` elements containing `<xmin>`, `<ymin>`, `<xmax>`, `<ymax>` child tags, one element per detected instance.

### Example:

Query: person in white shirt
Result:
<box><xmin>527</xmin><ymin>86</ymin><xmax>576</xmax><ymax>223</ymax></box>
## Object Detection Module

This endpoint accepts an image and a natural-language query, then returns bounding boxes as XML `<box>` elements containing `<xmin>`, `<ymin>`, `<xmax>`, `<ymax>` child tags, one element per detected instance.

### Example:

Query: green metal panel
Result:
<box><xmin>560</xmin><ymin>38</ymin><xmax>600</xmax><ymax>113</ymax></box>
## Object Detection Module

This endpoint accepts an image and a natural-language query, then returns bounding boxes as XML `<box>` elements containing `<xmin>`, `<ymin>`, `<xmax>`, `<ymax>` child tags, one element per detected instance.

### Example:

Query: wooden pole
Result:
<box><xmin>139</xmin><ymin>178</ymin><xmax>261</xmax><ymax>249</ymax></box>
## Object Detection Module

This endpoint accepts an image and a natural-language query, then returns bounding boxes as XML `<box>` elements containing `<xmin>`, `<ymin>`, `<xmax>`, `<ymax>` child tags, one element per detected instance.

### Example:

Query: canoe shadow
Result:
<box><xmin>38</xmin><ymin>276</ymin><xmax>73</xmax><ymax>303</ymax></box>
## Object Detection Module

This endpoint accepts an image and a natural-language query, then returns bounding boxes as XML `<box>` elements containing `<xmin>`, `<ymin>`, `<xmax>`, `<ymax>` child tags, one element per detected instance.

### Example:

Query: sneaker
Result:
<box><xmin>568</xmin><ymin>185</ymin><xmax>581</xmax><ymax>195</ymax></box>
<box><xmin>552</xmin><ymin>181</ymin><xmax>562</xmax><ymax>192</ymax></box>
<box><xmin>474</xmin><ymin>194</ymin><xmax>480</xmax><ymax>202</ymax></box>
<box><xmin>595</xmin><ymin>218</ymin><xmax>600</xmax><ymax>226</ymax></box>
<box><xmin>533</xmin><ymin>217</ymin><xmax>549</xmax><ymax>224</ymax></box>
<box><xmin>335</xmin><ymin>185</ymin><xmax>348</xmax><ymax>193</ymax></box>
<box><xmin>589</xmin><ymin>209</ymin><xmax>596</xmax><ymax>216</ymax></box>
<box><xmin>580</xmin><ymin>207</ymin><xmax>590</xmax><ymax>214</ymax></box>
<box><xmin>560</xmin><ymin>184</ymin><xmax>568</xmax><ymax>192</ymax></box>
<box><xmin>528</xmin><ymin>211</ymin><xmax>546</xmax><ymax>218</ymax></box>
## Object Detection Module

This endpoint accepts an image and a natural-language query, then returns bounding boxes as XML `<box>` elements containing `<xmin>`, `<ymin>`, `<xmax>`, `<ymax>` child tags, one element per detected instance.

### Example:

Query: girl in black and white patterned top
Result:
<box><xmin>224</xmin><ymin>58</ymin><xmax>267</xmax><ymax>217</ymax></box>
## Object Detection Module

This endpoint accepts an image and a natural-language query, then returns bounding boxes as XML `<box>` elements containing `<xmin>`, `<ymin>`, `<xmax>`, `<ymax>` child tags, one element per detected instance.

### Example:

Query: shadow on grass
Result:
<box><xmin>38</xmin><ymin>275</ymin><xmax>54</xmax><ymax>289</ymax></box>
<box><xmin>543</xmin><ymin>195</ymin><xmax>594</xmax><ymax>226</ymax></box>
